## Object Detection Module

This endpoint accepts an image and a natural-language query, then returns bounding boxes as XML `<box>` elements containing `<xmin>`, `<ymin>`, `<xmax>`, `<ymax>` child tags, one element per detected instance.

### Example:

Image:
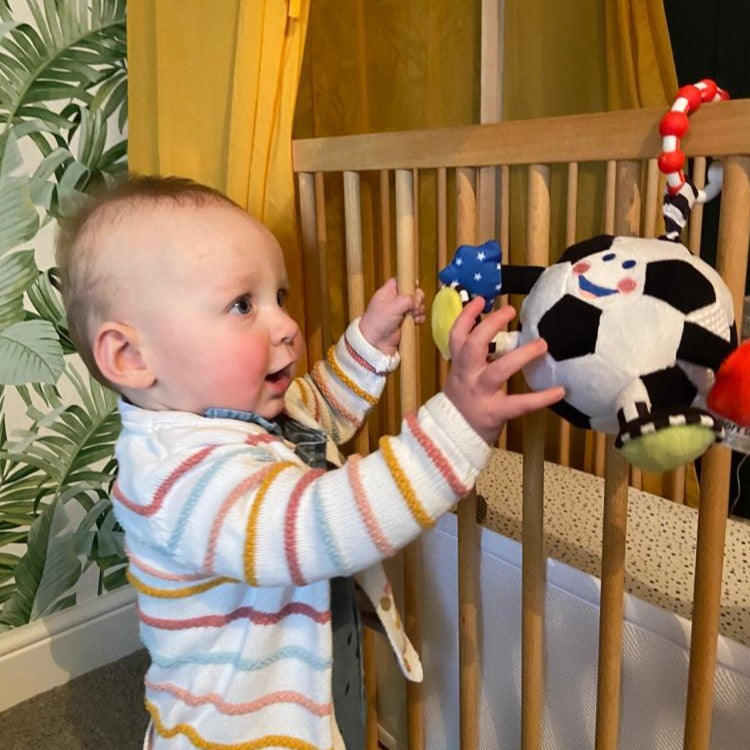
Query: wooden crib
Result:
<box><xmin>292</xmin><ymin>100</ymin><xmax>750</xmax><ymax>750</ymax></box>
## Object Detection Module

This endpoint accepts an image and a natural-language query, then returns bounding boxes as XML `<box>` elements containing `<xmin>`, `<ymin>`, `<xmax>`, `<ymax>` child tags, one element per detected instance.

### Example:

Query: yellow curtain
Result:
<box><xmin>127</xmin><ymin>0</ymin><xmax>310</xmax><ymax>337</ymax></box>
<box><xmin>605</xmin><ymin>0</ymin><xmax>678</xmax><ymax>109</ymax></box>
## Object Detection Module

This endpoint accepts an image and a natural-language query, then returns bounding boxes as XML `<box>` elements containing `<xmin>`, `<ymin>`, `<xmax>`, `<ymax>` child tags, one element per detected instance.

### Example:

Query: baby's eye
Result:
<box><xmin>230</xmin><ymin>295</ymin><xmax>253</xmax><ymax>315</ymax></box>
<box><xmin>277</xmin><ymin>289</ymin><xmax>287</xmax><ymax>307</ymax></box>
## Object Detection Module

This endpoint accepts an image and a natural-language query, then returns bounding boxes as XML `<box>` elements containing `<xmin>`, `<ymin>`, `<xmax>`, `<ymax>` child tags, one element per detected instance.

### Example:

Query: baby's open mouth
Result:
<box><xmin>266</xmin><ymin>365</ymin><xmax>291</xmax><ymax>383</ymax></box>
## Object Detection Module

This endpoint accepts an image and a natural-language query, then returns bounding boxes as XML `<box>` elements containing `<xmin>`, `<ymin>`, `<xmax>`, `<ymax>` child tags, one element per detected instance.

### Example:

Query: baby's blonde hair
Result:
<box><xmin>55</xmin><ymin>174</ymin><xmax>239</xmax><ymax>386</ymax></box>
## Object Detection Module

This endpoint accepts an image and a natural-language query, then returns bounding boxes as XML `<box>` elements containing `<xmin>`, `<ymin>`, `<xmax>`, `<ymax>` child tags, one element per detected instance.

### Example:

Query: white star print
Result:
<box><xmin>477</xmin><ymin>251</ymin><xmax>486</xmax><ymax>261</ymax></box>
<box><xmin>474</xmin><ymin>272</ymin><xmax>482</xmax><ymax>281</ymax></box>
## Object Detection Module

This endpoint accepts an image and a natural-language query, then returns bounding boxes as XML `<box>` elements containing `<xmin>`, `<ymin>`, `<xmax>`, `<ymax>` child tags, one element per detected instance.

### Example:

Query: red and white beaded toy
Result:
<box><xmin>658</xmin><ymin>79</ymin><xmax>729</xmax><ymax>194</ymax></box>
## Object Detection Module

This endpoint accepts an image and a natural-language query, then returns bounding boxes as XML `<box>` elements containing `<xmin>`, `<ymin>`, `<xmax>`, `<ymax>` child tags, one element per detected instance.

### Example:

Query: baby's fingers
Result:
<box><xmin>492</xmin><ymin>386</ymin><xmax>565</xmax><ymax>422</ymax></box>
<box><xmin>451</xmin><ymin>302</ymin><xmax>515</xmax><ymax>362</ymax></box>
<box><xmin>412</xmin><ymin>288</ymin><xmax>427</xmax><ymax>324</ymax></box>
<box><xmin>482</xmin><ymin>337</ymin><xmax>549</xmax><ymax>389</ymax></box>
<box><xmin>448</xmin><ymin>296</ymin><xmax>486</xmax><ymax>358</ymax></box>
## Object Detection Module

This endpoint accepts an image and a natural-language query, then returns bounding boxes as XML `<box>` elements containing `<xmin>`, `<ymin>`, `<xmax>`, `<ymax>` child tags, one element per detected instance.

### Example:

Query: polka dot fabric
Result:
<box><xmin>476</xmin><ymin>449</ymin><xmax>750</xmax><ymax>646</ymax></box>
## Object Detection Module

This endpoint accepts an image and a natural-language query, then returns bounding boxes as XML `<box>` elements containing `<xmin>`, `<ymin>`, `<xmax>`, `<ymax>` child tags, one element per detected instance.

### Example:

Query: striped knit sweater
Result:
<box><xmin>113</xmin><ymin>319</ymin><xmax>492</xmax><ymax>749</ymax></box>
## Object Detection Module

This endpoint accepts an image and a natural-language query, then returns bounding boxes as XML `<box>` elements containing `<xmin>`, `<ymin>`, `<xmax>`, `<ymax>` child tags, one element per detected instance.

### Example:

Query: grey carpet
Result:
<box><xmin>0</xmin><ymin>649</ymin><xmax>150</xmax><ymax>750</ymax></box>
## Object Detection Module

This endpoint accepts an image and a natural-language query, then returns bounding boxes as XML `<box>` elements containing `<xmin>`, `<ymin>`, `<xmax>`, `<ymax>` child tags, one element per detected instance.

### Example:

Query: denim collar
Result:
<box><xmin>203</xmin><ymin>407</ymin><xmax>329</xmax><ymax>469</ymax></box>
<box><xmin>203</xmin><ymin>407</ymin><xmax>280</xmax><ymax>434</ymax></box>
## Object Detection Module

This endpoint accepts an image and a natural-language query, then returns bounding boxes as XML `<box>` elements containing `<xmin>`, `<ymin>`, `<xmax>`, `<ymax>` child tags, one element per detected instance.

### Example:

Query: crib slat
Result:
<box><xmin>343</xmin><ymin>172</ymin><xmax>366</xmax><ymax>319</ymax></box>
<box><xmin>594</xmin><ymin>159</ymin><xmax>641</xmax><ymax>750</ymax></box>
<box><xmin>522</xmin><ymin>163</ymin><xmax>550</xmax><ymax>750</ymax></box>
<box><xmin>644</xmin><ymin>158</ymin><xmax>660</xmax><ymax>239</ymax></box>
<box><xmin>456</xmin><ymin>166</ymin><xmax>480</xmax><ymax>750</ymax></box>
<box><xmin>595</xmin><ymin>438</ymin><xmax>630</xmax><ymax>750</ymax></box>
<box><xmin>342</xmin><ymin>171</ymin><xmax>380</xmax><ymax>749</ymax></box>
<box><xmin>684</xmin><ymin>156</ymin><xmax>750</xmax><ymax>750</ymax></box>
<box><xmin>379</xmin><ymin>170</ymin><xmax>399</xmax><ymax>436</ymax></box>
<box><xmin>688</xmin><ymin>157</ymin><xmax>707</xmax><ymax>256</ymax></box>
<box><xmin>478</xmin><ymin>166</ymin><xmax>497</xmax><ymax>242</ymax></box>
<box><xmin>314</xmin><ymin>172</ymin><xmax>332</xmax><ymax>353</ymax></box>
<box><xmin>297</xmin><ymin>173</ymin><xmax>323</xmax><ymax>365</ymax></box>
<box><xmin>496</xmin><ymin>164</ymin><xmax>510</xmax><ymax>450</ymax></box>
<box><xmin>395</xmin><ymin>168</ymin><xmax>424</xmax><ymax>750</ymax></box>
<box><xmin>558</xmin><ymin>162</ymin><xmax>579</xmax><ymax>467</ymax></box>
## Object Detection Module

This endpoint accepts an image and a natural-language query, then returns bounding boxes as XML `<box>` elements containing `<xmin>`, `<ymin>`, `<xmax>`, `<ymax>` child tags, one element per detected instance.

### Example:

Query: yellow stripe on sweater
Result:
<box><xmin>147</xmin><ymin>700</ymin><xmax>329</xmax><ymax>749</ymax></box>
<box><xmin>244</xmin><ymin>462</ymin><xmax>296</xmax><ymax>586</ymax></box>
<box><xmin>127</xmin><ymin>571</ymin><xmax>237</xmax><ymax>599</ymax></box>
<box><xmin>326</xmin><ymin>347</ymin><xmax>377</xmax><ymax>405</ymax></box>
<box><xmin>378</xmin><ymin>436</ymin><xmax>434</xmax><ymax>529</ymax></box>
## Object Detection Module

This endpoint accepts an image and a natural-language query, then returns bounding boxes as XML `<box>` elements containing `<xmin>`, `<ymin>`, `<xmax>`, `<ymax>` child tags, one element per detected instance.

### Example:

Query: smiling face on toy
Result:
<box><xmin>566</xmin><ymin>249</ymin><xmax>646</xmax><ymax>308</ymax></box>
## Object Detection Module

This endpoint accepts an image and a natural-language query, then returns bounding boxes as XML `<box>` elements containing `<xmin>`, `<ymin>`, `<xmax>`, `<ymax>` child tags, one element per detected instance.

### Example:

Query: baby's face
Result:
<box><xmin>118</xmin><ymin>202</ymin><xmax>302</xmax><ymax>417</ymax></box>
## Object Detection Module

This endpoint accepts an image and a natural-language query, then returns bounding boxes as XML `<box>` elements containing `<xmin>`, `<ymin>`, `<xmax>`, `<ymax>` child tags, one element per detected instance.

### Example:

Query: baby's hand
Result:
<box><xmin>360</xmin><ymin>278</ymin><xmax>426</xmax><ymax>355</ymax></box>
<box><xmin>443</xmin><ymin>297</ymin><xmax>565</xmax><ymax>444</ymax></box>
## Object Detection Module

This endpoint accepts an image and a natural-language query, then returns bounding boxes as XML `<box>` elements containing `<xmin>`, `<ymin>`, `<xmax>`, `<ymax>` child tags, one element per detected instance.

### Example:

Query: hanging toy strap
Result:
<box><xmin>658</xmin><ymin>79</ymin><xmax>729</xmax><ymax>242</ymax></box>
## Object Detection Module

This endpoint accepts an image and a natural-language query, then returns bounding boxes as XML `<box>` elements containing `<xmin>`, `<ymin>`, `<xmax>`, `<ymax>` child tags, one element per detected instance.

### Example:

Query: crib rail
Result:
<box><xmin>292</xmin><ymin>100</ymin><xmax>750</xmax><ymax>750</ymax></box>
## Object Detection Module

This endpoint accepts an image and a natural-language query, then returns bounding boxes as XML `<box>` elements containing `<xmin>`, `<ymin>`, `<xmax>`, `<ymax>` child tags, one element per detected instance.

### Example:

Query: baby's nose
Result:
<box><xmin>274</xmin><ymin>309</ymin><xmax>299</xmax><ymax>345</ymax></box>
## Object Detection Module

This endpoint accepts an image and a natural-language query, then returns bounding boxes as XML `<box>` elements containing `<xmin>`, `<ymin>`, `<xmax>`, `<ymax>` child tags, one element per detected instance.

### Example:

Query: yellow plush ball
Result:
<box><xmin>431</xmin><ymin>285</ymin><xmax>464</xmax><ymax>361</ymax></box>
<box><xmin>618</xmin><ymin>424</ymin><xmax>716</xmax><ymax>472</ymax></box>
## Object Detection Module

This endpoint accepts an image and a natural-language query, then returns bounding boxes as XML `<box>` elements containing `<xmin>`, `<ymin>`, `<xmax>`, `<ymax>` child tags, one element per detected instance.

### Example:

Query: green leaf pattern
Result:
<box><xmin>0</xmin><ymin>0</ymin><xmax>127</xmax><ymax>627</ymax></box>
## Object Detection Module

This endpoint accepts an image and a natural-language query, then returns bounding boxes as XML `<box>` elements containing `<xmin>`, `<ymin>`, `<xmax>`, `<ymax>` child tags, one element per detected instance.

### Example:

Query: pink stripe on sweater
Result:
<box><xmin>113</xmin><ymin>445</ymin><xmax>217</xmax><ymax>516</ymax></box>
<box><xmin>311</xmin><ymin>362</ymin><xmax>359</xmax><ymax>425</ymax></box>
<box><xmin>347</xmin><ymin>454</ymin><xmax>395</xmax><ymax>557</ymax></box>
<box><xmin>344</xmin><ymin>335</ymin><xmax>386</xmax><ymax>375</ymax></box>
<box><xmin>284</xmin><ymin>469</ymin><xmax>325</xmax><ymax>585</ymax></box>
<box><xmin>245</xmin><ymin>433</ymin><xmax>278</xmax><ymax>447</ymax></box>
<box><xmin>146</xmin><ymin>680</ymin><xmax>332</xmax><ymax>717</ymax></box>
<box><xmin>405</xmin><ymin>412</ymin><xmax>470</xmax><ymax>496</ymax></box>
<box><xmin>138</xmin><ymin>602</ymin><xmax>331</xmax><ymax>630</ymax></box>
<box><xmin>203</xmin><ymin>465</ymin><xmax>276</xmax><ymax>573</ymax></box>
<box><xmin>295</xmin><ymin>379</ymin><xmax>320</xmax><ymax>422</ymax></box>
<box><xmin>127</xmin><ymin>549</ymin><xmax>210</xmax><ymax>582</ymax></box>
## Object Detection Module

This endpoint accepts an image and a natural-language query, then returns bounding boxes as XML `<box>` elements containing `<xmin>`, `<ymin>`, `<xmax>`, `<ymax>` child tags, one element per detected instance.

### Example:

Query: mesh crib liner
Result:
<box><xmin>476</xmin><ymin>449</ymin><xmax>750</xmax><ymax>647</ymax></box>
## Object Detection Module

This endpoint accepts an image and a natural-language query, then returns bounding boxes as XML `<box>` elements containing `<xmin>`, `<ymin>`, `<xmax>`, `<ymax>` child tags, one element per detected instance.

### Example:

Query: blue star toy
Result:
<box><xmin>437</xmin><ymin>239</ymin><xmax>503</xmax><ymax>313</ymax></box>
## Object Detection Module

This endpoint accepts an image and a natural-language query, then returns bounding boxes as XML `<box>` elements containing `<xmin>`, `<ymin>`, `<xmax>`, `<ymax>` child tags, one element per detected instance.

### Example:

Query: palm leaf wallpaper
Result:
<box><xmin>0</xmin><ymin>0</ymin><xmax>127</xmax><ymax>629</ymax></box>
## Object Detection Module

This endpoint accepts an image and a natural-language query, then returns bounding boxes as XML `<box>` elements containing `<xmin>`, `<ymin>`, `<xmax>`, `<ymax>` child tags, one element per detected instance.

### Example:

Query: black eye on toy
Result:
<box><xmin>603</xmin><ymin>253</ymin><xmax>615</xmax><ymax>261</ymax></box>
<box><xmin>622</xmin><ymin>260</ymin><xmax>636</xmax><ymax>269</ymax></box>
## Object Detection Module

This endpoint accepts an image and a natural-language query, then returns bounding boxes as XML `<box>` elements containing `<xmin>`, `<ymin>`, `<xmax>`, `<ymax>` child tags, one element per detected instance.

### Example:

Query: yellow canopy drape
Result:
<box><xmin>605</xmin><ymin>0</ymin><xmax>678</xmax><ymax>109</ymax></box>
<box><xmin>127</xmin><ymin>0</ymin><xmax>310</xmax><ymax>340</ymax></box>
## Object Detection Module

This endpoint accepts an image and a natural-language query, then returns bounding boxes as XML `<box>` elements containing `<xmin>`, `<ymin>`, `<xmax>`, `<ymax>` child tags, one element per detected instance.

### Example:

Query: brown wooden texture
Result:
<box><xmin>456</xmin><ymin>167</ymin><xmax>480</xmax><ymax>750</ymax></box>
<box><xmin>684</xmin><ymin>156</ymin><xmax>750</xmax><ymax>750</ymax></box>
<box><xmin>294</xmin><ymin>100</ymin><xmax>750</xmax><ymax>173</ymax></box>
<box><xmin>521</xmin><ymin>164</ymin><xmax>551</xmax><ymax>750</ymax></box>
<box><xmin>395</xmin><ymin>168</ymin><xmax>424</xmax><ymax>750</ymax></box>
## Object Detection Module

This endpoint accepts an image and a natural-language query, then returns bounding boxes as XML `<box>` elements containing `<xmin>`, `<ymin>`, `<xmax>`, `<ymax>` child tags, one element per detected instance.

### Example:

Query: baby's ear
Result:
<box><xmin>93</xmin><ymin>322</ymin><xmax>155</xmax><ymax>390</ymax></box>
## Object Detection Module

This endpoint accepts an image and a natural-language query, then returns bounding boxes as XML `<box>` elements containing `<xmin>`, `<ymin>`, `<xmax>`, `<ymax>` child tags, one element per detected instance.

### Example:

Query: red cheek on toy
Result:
<box><xmin>573</xmin><ymin>262</ymin><xmax>590</xmax><ymax>275</ymax></box>
<box><xmin>617</xmin><ymin>277</ymin><xmax>637</xmax><ymax>293</ymax></box>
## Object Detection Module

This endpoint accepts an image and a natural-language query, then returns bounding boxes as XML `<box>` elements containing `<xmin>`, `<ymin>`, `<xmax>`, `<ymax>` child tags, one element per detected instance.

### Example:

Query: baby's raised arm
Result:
<box><xmin>443</xmin><ymin>297</ymin><xmax>565</xmax><ymax>444</ymax></box>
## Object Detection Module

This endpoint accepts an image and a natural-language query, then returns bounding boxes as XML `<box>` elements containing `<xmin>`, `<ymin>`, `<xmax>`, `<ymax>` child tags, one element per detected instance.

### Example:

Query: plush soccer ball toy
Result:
<box><xmin>432</xmin><ymin>80</ymin><xmax>750</xmax><ymax>472</ymax></box>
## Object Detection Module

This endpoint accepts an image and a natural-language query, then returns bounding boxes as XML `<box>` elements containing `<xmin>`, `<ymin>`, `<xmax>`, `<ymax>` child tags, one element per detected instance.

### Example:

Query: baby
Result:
<box><xmin>56</xmin><ymin>175</ymin><xmax>563</xmax><ymax>750</ymax></box>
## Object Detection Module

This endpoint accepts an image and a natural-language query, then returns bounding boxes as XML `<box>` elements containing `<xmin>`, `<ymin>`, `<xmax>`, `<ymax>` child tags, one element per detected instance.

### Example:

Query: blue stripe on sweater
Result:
<box><xmin>313</xmin><ymin>481</ymin><xmax>349</xmax><ymax>573</ymax></box>
<box><xmin>168</xmin><ymin>447</ymin><xmax>249</xmax><ymax>549</ymax></box>
<box><xmin>147</xmin><ymin>644</ymin><xmax>332</xmax><ymax>672</ymax></box>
